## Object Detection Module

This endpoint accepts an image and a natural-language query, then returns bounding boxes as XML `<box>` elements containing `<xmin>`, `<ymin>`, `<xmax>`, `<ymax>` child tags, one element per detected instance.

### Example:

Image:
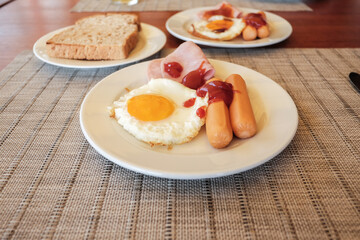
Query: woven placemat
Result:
<box><xmin>0</xmin><ymin>48</ymin><xmax>359</xmax><ymax>239</ymax></box>
<box><xmin>71</xmin><ymin>0</ymin><xmax>312</xmax><ymax>12</ymax></box>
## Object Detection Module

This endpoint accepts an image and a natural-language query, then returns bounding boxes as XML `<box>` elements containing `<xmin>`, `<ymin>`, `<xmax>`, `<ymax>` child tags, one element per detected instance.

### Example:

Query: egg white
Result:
<box><xmin>110</xmin><ymin>78</ymin><xmax>209</xmax><ymax>146</ymax></box>
<box><xmin>190</xmin><ymin>15</ymin><xmax>245</xmax><ymax>41</ymax></box>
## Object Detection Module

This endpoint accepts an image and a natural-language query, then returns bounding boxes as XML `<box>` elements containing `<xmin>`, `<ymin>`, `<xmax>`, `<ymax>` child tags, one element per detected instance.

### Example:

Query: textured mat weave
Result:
<box><xmin>71</xmin><ymin>0</ymin><xmax>312</xmax><ymax>12</ymax></box>
<box><xmin>0</xmin><ymin>48</ymin><xmax>359</xmax><ymax>239</ymax></box>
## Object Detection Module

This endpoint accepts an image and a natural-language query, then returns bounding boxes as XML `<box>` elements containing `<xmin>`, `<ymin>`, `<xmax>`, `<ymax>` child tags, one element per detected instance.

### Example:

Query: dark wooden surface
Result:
<box><xmin>0</xmin><ymin>0</ymin><xmax>359</xmax><ymax>70</ymax></box>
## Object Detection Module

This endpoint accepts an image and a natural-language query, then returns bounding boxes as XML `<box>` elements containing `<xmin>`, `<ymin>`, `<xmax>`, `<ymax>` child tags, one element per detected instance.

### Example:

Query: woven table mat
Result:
<box><xmin>1</xmin><ymin>48</ymin><xmax>359</xmax><ymax>239</ymax></box>
<box><xmin>71</xmin><ymin>0</ymin><xmax>312</xmax><ymax>12</ymax></box>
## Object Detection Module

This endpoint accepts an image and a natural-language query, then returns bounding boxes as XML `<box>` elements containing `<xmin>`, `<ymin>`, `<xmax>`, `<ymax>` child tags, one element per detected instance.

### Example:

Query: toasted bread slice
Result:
<box><xmin>75</xmin><ymin>13</ymin><xmax>140</xmax><ymax>30</ymax></box>
<box><xmin>46</xmin><ymin>13</ymin><xmax>140</xmax><ymax>60</ymax></box>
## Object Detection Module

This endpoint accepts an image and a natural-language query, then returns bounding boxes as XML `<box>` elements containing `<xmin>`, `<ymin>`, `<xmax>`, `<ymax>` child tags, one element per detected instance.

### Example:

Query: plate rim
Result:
<box><xmin>166</xmin><ymin>7</ymin><xmax>293</xmax><ymax>48</ymax></box>
<box><xmin>33</xmin><ymin>23</ymin><xmax>166</xmax><ymax>69</ymax></box>
<box><xmin>80</xmin><ymin>59</ymin><xmax>298</xmax><ymax>179</ymax></box>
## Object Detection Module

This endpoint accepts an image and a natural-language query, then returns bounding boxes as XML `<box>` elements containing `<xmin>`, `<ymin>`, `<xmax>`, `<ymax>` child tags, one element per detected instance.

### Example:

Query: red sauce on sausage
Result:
<box><xmin>196</xmin><ymin>106</ymin><xmax>207</xmax><ymax>118</ymax></box>
<box><xmin>196</xmin><ymin>80</ymin><xmax>233</xmax><ymax>107</ymax></box>
<box><xmin>183</xmin><ymin>98</ymin><xmax>196</xmax><ymax>108</ymax></box>
<box><xmin>182</xmin><ymin>61</ymin><xmax>207</xmax><ymax>90</ymax></box>
<box><xmin>243</xmin><ymin>13</ymin><xmax>266</xmax><ymax>29</ymax></box>
<box><xmin>164</xmin><ymin>62</ymin><xmax>183</xmax><ymax>78</ymax></box>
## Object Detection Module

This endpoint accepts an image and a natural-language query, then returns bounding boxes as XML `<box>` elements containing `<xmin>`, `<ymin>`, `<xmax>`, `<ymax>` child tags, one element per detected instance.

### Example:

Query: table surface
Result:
<box><xmin>1</xmin><ymin>47</ymin><xmax>359</xmax><ymax>239</ymax></box>
<box><xmin>1</xmin><ymin>1</ymin><xmax>360</xmax><ymax>239</ymax></box>
<box><xmin>0</xmin><ymin>0</ymin><xmax>360</xmax><ymax>70</ymax></box>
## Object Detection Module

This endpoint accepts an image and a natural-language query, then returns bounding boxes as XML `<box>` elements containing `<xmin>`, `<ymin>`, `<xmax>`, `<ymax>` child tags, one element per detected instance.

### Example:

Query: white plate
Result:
<box><xmin>33</xmin><ymin>23</ymin><xmax>166</xmax><ymax>68</ymax></box>
<box><xmin>166</xmin><ymin>7</ymin><xmax>292</xmax><ymax>48</ymax></box>
<box><xmin>80</xmin><ymin>59</ymin><xmax>298</xmax><ymax>179</ymax></box>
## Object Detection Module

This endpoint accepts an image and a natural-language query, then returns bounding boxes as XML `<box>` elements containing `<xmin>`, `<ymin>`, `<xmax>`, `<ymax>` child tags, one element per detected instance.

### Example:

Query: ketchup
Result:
<box><xmin>164</xmin><ymin>62</ymin><xmax>183</xmax><ymax>78</ymax></box>
<box><xmin>197</xmin><ymin>80</ymin><xmax>233</xmax><ymax>107</ymax></box>
<box><xmin>182</xmin><ymin>61</ymin><xmax>207</xmax><ymax>90</ymax></box>
<box><xmin>196</xmin><ymin>106</ymin><xmax>206</xmax><ymax>118</ymax></box>
<box><xmin>243</xmin><ymin>13</ymin><xmax>266</xmax><ymax>29</ymax></box>
<box><xmin>183</xmin><ymin>98</ymin><xmax>196</xmax><ymax>108</ymax></box>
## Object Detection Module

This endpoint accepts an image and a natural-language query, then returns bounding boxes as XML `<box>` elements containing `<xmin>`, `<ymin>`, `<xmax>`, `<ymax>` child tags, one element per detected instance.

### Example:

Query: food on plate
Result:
<box><xmin>198</xmin><ymin>78</ymin><xmax>233</xmax><ymax>149</ymax></box>
<box><xmin>242</xmin><ymin>25</ymin><xmax>257</xmax><ymax>41</ymax></box>
<box><xmin>189</xmin><ymin>2</ymin><xmax>270</xmax><ymax>41</ymax></box>
<box><xmin>257</xmin><ymin>25</ymin><xmax>270</xmax><ymax>39</ymax></box>
<box><xmin>109</xmin><ymin>78</ymin><xmax>208</xmax><ymax>146</ymax></box>
<box><xmin>46</xmin><ymin>13</ymin><xmax>140</xmax><ymax>60</ymax></box>
<box><xmin>109</xmin><ymin>41</ymin><xmax>257</xmax><ymax>149</ymax></box>
<box><xmin>242</xmin><ymin>12</ymin><xmax>270</xmax><ymax>41</ymax></box>
<box><xmin>226</xmin><ymin>74</ymin><xmax>257</xmax><ymax>138</ymax></box>
<box><xmin>147</xmin><ymin>41</ymin><xmax>215</xmax><ymax>89</ymax></box>
<box><xmin>189</xmin><ymin>15</ymin><xmax>245</xmax><ymax>41</ymax></box>
<box><xmin>206</xmin><ymin>101</ymin><xmax>233</xmax><ymax>148</ymax></box>
<box><xmin>197</xmin><ymin>1</ymin><xmax>243</xmax><ymax>20</ymax></box>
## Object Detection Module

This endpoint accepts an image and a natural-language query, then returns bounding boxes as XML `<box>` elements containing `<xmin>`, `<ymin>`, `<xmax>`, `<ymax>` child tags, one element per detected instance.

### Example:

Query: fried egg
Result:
<box><xmin>110</xmin><ymin>78</ymin><xmax>208</xmax><ymax>146</ymax></box>
<box><xmin>189</xmin><ymin>15</ymin><xmax>245</xmax><ymax>41</ymax></box>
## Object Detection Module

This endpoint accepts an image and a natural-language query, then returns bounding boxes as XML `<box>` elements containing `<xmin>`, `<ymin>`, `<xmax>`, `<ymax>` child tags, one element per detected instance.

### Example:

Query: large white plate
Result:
<box><xmin>166</xmin><ymin>7</ymin><xmax>292</xmax><ymax>48</ymax></box>
<box><xmin>80</xmin><ymin>59</ymin><xmax>298</xmax><ymax>179</ymax></box>
<box><xmin>33</xmin><ymin>23</ymin><xmax>166</xmax><ymax>68</ymax></box>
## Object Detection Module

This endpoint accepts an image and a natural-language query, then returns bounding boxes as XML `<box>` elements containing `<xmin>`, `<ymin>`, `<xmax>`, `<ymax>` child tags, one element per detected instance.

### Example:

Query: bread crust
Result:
<box><xmin>75</xmin><ymin>13</ymin><xmax>141</xmax><ymax>31</ymax></box>
<box><xmin>46</xmin><ymin>13</ymin><xmax>139</xmax><ymax>60</ymax></box>
<box><xmin>46</xmin><ymin>30</ymin><xmax>138</xmax><ymax>60</ymax></box>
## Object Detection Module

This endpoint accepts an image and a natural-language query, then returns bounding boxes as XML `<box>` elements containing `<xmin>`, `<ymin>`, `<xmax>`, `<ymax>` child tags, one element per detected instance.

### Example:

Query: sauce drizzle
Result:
<box><xmin>243</xmin><ymin>13</ymin><xmax>267</xmax><ymax>29</ymax></box>
<box><xmin>197</xmin><ymin>80</ymin><xmax>233</xmax><ymax>107</ymax></box>
<box><xmin>164</xmin><ymin>62</ymin><xmax>183</xmax><ymax>78</ymax></box>
<box><xmin>183</xmin><ymin>98</ymin><xmax>196</xmax><ymax>108</ymax></box>
<box><xmin>182</xmin><ymin>61</ymin><xmax>207</xmax><ymax>90</ymax></box>
<box><xmin>196</xmin><ymin>106</ymin><xmax>206</xmax><ymax>118</ymax></box>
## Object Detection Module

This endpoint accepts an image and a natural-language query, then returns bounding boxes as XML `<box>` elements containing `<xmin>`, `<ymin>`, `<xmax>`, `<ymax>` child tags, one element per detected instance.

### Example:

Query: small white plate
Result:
<box><xmin>80</xmin><ymin>59</ymin><xmax>298</xmax><ymax>179</ymax></box>
<box><xmin>33</xmin><ymin>23</ymin><xmax>166</xmax><ymax>68</ymax></box>
<box><xmin>166</xmin><ymin>7</ymin><xmax>292</xmax><ymax>48</ymax></box>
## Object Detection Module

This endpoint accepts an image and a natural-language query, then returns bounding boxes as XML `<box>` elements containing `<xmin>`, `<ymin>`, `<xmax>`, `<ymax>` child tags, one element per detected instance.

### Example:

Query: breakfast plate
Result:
<box><xmin>33</xmin><ymin>23</ymin><xmax>166</xmax><ymax>69</ymax></box>
<box><xmin>166</xmin><ymin>7</ymin><xmax>292</xmax><ymax>48</ymax></box>
<box><xmin>80</xmin><ymin>59</ymin><xmax>298</xmax><ymax>179</ymax></box>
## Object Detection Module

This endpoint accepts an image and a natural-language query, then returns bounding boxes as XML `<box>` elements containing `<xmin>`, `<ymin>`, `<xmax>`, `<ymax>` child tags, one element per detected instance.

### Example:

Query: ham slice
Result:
<box><xmin>147</xmin><ymin>41</ymin><xmax>215</xmax><ymax>89</ymax></box>
<box><xmin>198</xmin><ymin>1</ymin><xmax>243</xmax><ymax>20</ymax></box>
<box><xmin>147</xmin><ymin>59</ymin><xmax>162</xmax><ymax>80</ymax></box>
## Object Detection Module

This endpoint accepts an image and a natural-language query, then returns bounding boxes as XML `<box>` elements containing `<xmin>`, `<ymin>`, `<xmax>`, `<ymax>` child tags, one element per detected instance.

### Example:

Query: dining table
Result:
<box><xmin>0</xmin><ymin>0</ymin><xmax>359</xmax><ymax>239</ymax></box>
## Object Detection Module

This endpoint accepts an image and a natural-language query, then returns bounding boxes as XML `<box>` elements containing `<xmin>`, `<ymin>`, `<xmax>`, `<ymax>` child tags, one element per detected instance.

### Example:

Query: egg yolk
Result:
<box><xmin>127</xmin><ymin>94</ymin><xmax>175</xmax><ymax>121</ymax></box>
<box><xmin>206</xmin><ymin>19</ymin><xmax>234</xmax><ymax>32</ymax></box>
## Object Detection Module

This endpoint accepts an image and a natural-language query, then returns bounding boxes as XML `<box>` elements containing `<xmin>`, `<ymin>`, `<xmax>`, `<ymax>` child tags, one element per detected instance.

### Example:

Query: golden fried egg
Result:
<box><xmin>110</xmin><ymin>78</ymin><xmax>208</xmax><ymax>146</ymax></box>
<box><xmin>190</xmin><ymin>15</ymin><xmax>245</xmax><ymax>41</ymax></box>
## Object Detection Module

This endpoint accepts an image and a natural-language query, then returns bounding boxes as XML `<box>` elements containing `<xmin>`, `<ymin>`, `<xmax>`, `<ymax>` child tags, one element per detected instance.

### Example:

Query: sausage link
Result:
<box><xmin>242</xmin><ymin>25</ymin><xmax>257</xmax><ymax>41</ymax></box>
<box><xmin>257</xmin><ymin>25</ymin><xmax>270</xmax><ymax>39</ymax></box>
<box><xmin>226</xmin><ymin>74</ymin><xmax>257</xmax><ymax>138</ymax></box>
<box><xmin>206</xmin><ymin>101</ymin><xmax>233</xmax><ymax>149</ymax></box>
<box><xmin>206</xmin><ymin>77</ymin><xmax>222</xmax><ymax>84</ymax></box>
